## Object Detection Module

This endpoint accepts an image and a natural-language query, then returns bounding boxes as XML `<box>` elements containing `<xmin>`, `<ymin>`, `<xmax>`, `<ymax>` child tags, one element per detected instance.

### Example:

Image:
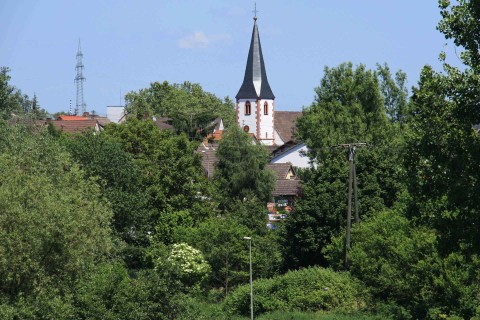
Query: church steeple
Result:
<box><xmin>235</xmin><ymin>17</ymin><xmax>275</xmax><ymax>100</ymax></box>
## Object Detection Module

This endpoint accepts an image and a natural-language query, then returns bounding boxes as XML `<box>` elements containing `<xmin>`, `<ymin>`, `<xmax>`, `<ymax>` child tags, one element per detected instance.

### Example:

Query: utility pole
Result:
<box><xmin>243</xmin><ymin>237</ymin><xmax>253</xmax><ymax>320</ymax></box>
<box><xmin>332</xmin><ymin>143</ymin><xmax>367</xmax><ymax>268</ymax></box>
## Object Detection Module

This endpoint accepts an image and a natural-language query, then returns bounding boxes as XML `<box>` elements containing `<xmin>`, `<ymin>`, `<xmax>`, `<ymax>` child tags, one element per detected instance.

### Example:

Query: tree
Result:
<box><xmin>282</xmin><ymin>63</ymin><xmax>407</xmax><ymax>269</ymax></box>
<box><xmin>73</xmin><ymin>263</ymin><xmax>190</xmax><ymax>320</ymax></box>
<box><xmin>377</xmin><ymin>63</ymin><xmax>409</xmax><ymax>124</ymax></box>
<box><xmin>438</xmin><ymin>0</ymin><xmax>480</xmax><ymax>72</ymax></box>
<box><xmin>64</xmin><ymin>132</ymin><xmax>152</xmax><ymax>269</ymax></box>
<box><xmin>214</xmin><ymin>125</ymin><xmax>275</xmax><ymax>205</ymax></box>
<box><xmin>125</xmin><ymin>81</ymin><xmax>235</xmax><ymax>139</ymax></box>
<box><xmin>0</xmin><ymin>124</ymin><xmax>113</xmax><ymax>300</ymax></box>
<box><xmin>174</xmin><ymin>215</ymin><xmax>282</xmax><ymax>295</ymax></box>
<box><xmin>297</xmin><ymin>63</ymin><xmax>389</xmax><ymax>156</ymax></box>
<box><xmin>405</xmin><ymin>0</ymin><xmax>480</xmax><ymax>255</ymax></box>
<box><xmin>103</xmin><ymin>119</ymin><xmax>217</xmax><ymax>247</ymax></box>
<box><xmin>0</xmin><ymin>67</ymin><xmax>31</xmax><ymax>119</ymax></box>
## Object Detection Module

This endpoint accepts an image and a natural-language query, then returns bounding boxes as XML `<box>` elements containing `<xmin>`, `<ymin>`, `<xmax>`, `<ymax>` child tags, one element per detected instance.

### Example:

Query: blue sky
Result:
<box><xmin>0</xmin><ymin>1</ymin><xmax>460</xmax><ymax>115</ymax></box>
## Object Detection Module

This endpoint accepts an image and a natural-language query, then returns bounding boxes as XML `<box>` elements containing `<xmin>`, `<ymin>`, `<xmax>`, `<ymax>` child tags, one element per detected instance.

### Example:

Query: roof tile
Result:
<box><xmin>274</xmin><ymin>111</ymin><xmax>302</xmax><ymax>143</ymax></box>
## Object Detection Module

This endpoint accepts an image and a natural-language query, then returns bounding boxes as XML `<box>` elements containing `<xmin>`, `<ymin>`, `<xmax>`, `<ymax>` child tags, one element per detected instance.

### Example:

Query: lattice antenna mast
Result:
<box><xmin>74</xmin><ymin>39</ymin><xmax>86</xmax><ymax>115</ymax></box>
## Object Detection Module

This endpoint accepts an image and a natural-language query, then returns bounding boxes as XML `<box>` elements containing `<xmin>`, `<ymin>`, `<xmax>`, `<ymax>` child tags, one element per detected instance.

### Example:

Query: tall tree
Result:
<box><xmin>64</xmin><ymin>133</ymin><xmax>151</xmax><ymax>268</ymax></box>
<box><xmin>405</xmin><ymin>0</ymin><xmax>480</xmax><ymax>254</ymax></box>
<box><xmin>214</xmin><ymin>125</ymin><xmax>275</xmax><ymax>205</ymax></box>
<box><xmin>103</xmin><ymin>119</ymin><xmax>216</xmax><ymax>246</ymax></box>
<box><xmin>438</xmin><ymin>0</ymin><xmax>480</xmax><ymax>72</ymax></box>
<box><xmin>282</xmin><ymin>63</ymin><xmax>407</xmax><ymax>269</ymax></box>
<box><xmin>377</xmin><ymin>63</ymin><xmax>409</xmax><ymax>124</ymax></box>
<box><xmin>0</xmin><ymin>67</ymin><xmax>32</xmax><ymax>119</ymax></box>
<box><xmin>0</xmin><ymin>124</ymin><xmax>113</xmax><ymax>299</ymax></box>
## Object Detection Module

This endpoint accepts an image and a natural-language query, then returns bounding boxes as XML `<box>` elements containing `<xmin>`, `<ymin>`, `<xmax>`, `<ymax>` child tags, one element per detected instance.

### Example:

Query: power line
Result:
<box><xmin>332</xmin><ymin>142</ymin><xmax>368</xmax><ymax>269</ymax></box>
<box><xmin>74</xmin><ymin>39</ymin><xmax>86</xmax><ymax>115</ymax></box>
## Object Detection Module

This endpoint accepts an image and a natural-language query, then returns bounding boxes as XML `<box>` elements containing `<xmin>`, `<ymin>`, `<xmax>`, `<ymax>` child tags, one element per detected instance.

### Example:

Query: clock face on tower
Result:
<box><xmin>243</xmin><ymin>125</ymin><xmax>250</xmax><ymax>132</ymax></box>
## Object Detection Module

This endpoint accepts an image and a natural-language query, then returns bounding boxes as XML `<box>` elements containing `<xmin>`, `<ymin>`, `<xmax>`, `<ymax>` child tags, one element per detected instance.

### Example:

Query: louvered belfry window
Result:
<box><xmin>245</xmin><ymin>101</ymin><xmax>251</xmax><ymax>115</ymax></box>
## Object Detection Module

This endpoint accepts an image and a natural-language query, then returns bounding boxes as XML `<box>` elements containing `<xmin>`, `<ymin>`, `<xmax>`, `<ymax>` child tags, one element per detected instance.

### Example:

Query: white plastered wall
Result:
<box><xmin>257</xmin><ymin>99</ymin><xmax>275</xmax><ymax>146</ymax></box>
<box><xmin>237</xmin><ymin>99</ymin><xmax>258</xmax><ymax>136</ymax></box>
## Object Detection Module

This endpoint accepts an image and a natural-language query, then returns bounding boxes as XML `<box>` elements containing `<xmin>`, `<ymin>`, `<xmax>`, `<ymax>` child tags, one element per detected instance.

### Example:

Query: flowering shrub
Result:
<box><xmin>155</xmin><ymin>243</ymin><xmax>211</xmax><ymax>289</ymax></box>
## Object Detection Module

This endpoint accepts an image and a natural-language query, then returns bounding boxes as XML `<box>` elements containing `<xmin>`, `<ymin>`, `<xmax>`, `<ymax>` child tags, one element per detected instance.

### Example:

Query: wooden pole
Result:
<box><xmin>345</xmin><ymin>146</ymin><xmax>354</xmax><ymax>268</ymax></box>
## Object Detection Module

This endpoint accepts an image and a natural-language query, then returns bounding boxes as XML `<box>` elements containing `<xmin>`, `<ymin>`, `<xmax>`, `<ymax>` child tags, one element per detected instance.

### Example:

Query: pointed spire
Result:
<box><xmin>236</xmin><ymin>16</ymin><xmax>275</xmax><ymax>100</ymax></box>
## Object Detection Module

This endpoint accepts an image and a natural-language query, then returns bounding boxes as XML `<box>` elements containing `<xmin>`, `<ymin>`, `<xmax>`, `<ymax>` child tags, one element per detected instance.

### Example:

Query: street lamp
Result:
<box><xmin>243</xmin><ymin>236</ymin><xmax>253</xmax><ymax>320</ymax></box>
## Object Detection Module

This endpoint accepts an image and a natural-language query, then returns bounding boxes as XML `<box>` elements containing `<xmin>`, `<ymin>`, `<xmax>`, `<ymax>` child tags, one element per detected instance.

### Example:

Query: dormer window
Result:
<box><xmin>245</xmin><ymin>101</ymin><xmax>251</xmax><ymax>115</ymax></box>
<box><xmin>264</xmin><ymin>101</ymin><xmax>268</xmax><ymax>115</ymax></box>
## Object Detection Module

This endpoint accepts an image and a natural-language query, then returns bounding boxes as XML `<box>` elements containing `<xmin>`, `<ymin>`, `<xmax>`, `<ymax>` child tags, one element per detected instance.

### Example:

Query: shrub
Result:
<box><xmin>224</xmin><ymin>267</ymin><xmax>367</xmax><ymax>317</ymax></box>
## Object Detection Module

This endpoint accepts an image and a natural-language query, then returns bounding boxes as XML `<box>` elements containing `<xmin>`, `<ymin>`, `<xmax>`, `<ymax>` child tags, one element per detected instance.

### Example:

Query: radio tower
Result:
<box><xmin>74</xmin><ymin>39</ymin><xmax>86</xmax><ymax>115</ymax></box>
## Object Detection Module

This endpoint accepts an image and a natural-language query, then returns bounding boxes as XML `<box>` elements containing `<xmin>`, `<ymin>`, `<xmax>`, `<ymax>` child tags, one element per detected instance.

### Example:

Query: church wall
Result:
<box><xmin>236</xmin><ymin>99</ymin><xmax>275</xmax><ymax>145</ymax></box>
<box><xmin>237</xmin><ymin>99</ymin><xmax>258</xmax><ymax>135</ymax></box>
<box><xmin>257</xmin><ymin>99</ymin><xmax>275</xmax><ymax>145</ymax></box>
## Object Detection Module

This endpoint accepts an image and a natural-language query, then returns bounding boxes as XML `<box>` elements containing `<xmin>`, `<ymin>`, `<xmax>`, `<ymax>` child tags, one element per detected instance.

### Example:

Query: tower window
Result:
<box><xmin>264</xmin><ymin>101</ymin><xmax>268</xmax><ymax>115</ymax></box>
<box><xmin>245</xmin><ymin>101</ymin><xmax>251</xmax><ymax>115</ymax></box>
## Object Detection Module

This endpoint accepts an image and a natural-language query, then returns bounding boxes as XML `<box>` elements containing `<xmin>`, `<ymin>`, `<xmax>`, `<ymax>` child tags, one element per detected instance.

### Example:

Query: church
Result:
<box><xmin>198</xmin><ymin>14</ymin><xmax>310</xmax><ymax>223</ymax></box>
<box><xmin>200</xmin><ymin>14</ymin><xmax>310</xmax><ymax>170</ymax></box>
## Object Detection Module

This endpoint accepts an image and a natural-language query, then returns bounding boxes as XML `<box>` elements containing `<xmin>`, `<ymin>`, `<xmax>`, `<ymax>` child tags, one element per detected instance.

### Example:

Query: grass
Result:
<box><xmin>254</xmin><ymin>311</ymin><xmax>384</xmax><ymax>320</ymax></box>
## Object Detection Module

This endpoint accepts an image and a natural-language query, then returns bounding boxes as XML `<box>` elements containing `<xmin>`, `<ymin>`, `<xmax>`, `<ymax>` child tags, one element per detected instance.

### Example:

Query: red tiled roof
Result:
<box><xmin>57</xmin><ymin>115</ymin><xmax>88</xmax><ymax>121</ymax></box>
<box><xmin>272</xmin><ymin>179</ymin><xmax>300</xmax><ymax>196</ymax></box>
<box><xmin>51</xmin><ymin>119</ymin><xmax>98</xmax><ymax>133</ymax></box>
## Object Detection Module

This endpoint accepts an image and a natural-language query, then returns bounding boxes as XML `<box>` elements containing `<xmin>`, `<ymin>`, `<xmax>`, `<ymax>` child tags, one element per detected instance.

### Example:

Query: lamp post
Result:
<box><xmin>243</xmin><ymin>236</ymin><xmax>253</xmax><ymax>320</ymax></box>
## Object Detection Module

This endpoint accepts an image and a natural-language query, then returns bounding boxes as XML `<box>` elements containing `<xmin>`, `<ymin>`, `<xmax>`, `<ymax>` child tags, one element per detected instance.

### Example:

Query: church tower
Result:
<box><xmin>236</xmin><ymin>15</ymin><xmax>276</xmax><ymax>145</ymax></box>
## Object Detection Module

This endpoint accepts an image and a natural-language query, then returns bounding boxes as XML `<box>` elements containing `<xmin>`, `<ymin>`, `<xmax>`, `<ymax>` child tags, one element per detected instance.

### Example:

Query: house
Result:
<box><xmin>45</xmin><ymin>112</ymin><xmax>110</xmax><ymax>134</ymax></box>
<box><xmin>107</xmin><ymin>106</ymin><xmax>126</xmax><ymax>124</ymax></box>
<box><xmin>265</xmin><ymin>162</ymin><xmax>301</xmax><ymax>228</ymax></box>
<box><xmin>50</xmin><ymin>119</ymin><xmax>101</xmax><ymax>133</ymax></box>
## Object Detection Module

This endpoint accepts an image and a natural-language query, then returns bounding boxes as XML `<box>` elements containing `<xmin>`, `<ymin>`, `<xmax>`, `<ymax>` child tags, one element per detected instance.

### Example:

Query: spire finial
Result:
<box><xmin>253</xmin><ymin>3</ymin><xmax>258</xmax><ymax>21</ymax></box>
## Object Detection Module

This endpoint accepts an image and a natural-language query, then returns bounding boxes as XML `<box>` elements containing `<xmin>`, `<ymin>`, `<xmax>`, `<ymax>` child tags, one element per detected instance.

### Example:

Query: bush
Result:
<box><xmin>224</xmin><ymin>267</ymin><xmax>367</xmax><ymax>317</ymax></box>
<box><xmin>325</xmin><ymin>209</ymin><xmax>480</xmax><ymax>319</ymax></box>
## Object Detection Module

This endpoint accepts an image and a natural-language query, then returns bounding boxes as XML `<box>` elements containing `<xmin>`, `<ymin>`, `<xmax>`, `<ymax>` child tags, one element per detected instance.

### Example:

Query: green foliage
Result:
<box><xmin>154</xmin><ymin>243</ymin><xmax>211</xmax><ymax>291</ymax></box>
<box><xmin>325</xmin><ymin>208</ymin><xmax>480</xmax><ymax>319</ymax></box>
<box><xmin>406</xmin><ymin>64</ymin><xmax>480</xmax><ymax>254</ymax></box>
<box><xmin>438</xmin><ymin>0</ymin><xmax>480</xmax><ymax>71</ymax></box>
<box><xmin>255</xmin><ymin>311</ymin><xmax>385</xmax><ymax>320</ymax></box>
<box><xmin>0</xmin><ymin>124</ymin><xmax>113</xmax><ymax>299</ymax></box>
<box><xmin>376</xmin><ymin>63</ymin><xmax>409</xmax><ymax>124</ymax></box>
<box><xmin>297</xmin><ymin>62</ymin><xmax>389</xmax><ymax>156</ymax></box>
<box><xmin>125</xmin><ymin>81</ymin><xmax>235</xmax><ymax>139</ymax></box>
<box><xmin>325</xmin><ymin>209</ymin><xmax>439</xmax><ymax>316</ymax></box>
<box><xmin>64</xmin><ymin>132</ymin><xmax>151</xmax><ymax>268</ymax></box>
<box><xmin>73</xmin><ymin>263</ymin><xmax>189</xmax><ymax>320</ymax></box>
<box><xmin>215</xmin><ymin>125</ymin><xmax>275</xmax><ymax>204</ymax></box>
<box><xmin>224</xmin><ymin>267</ymin><xmax>367</xmax><ymax>317</ymax></box>
<box><xmin>0</xmin><ymin>287</ymin><xmax>75</xmax><ymax>320</ymax></box>
<box><xmin>176</xmin><ymin>215</ymin><xmax>282</xmax><ymax>294</ymax></box>
<box><xmin>103</xmin><ymin>118</ymin><xmax>216</xmax><ymax>248</ymax></box>
<box><xmin>283</xmin><ymin>63</ymin><xmax>407</xmax><ymax>269</ymax></box>
<box><xmin>0</xmin><ymin>67</ymin><xmax>47</xmax><ymax>119</ymax></box>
